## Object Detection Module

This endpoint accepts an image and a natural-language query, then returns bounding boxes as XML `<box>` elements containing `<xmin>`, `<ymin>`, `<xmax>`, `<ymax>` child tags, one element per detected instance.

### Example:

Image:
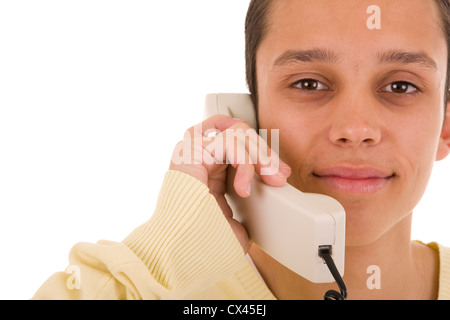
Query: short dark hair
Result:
<box><xmin>245</xmin><ymin>0</ymin><xmax>272</xmax><ymax>114</ymax></box>
<box><xmin>245</xmin><ymin>0</ymin><xmax>450</xmax><ymax>114</ymax></box>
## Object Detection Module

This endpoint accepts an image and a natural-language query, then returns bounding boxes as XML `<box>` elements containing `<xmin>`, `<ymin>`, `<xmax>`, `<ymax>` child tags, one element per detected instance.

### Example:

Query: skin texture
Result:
<box><xmin>252</xmin><ymin>0</ymin><xmax>450</xmax><ymax>299</ymax></box>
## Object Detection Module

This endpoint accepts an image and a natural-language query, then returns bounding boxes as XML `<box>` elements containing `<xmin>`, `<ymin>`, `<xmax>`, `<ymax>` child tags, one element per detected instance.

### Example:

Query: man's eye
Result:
<box><xmin>292</xmin><ymin>79</ymin><xmax>329</xmax><ymax>91</ymax></box>
<box><xmin>380</xmin><ymin>81</ymin><xmax>419</xmax><ymax>94</ymax></box>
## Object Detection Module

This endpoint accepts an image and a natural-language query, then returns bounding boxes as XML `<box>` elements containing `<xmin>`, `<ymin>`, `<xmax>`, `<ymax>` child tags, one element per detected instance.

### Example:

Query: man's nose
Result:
<box><xmin>328</xmin><ymin>96</ymin><xmax>382</xmax><ymax>148</ymax></box>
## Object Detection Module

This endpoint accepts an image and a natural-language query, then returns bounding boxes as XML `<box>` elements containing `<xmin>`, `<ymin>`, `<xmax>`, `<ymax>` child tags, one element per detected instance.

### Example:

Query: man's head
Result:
<box><xmin>246</xmin><ymin>0</ymin><xmax>450</xmax><ymax>113</ymax></box>
<box><xmin>244</xmin><ymin>0</ymin><xmax>450</xmax><ymax>245</ymax></box>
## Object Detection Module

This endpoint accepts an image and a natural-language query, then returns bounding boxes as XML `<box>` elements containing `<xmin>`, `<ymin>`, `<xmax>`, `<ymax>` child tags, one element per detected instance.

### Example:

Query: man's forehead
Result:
<box><xmin>262</xmin><ymin>0</ymin><xmax>446</xmax><ymax>71</ymax></box>
<box><xmin>267</xmin><ymin>0</ymin><xmax>442</xmax><ymax>37</ymax></box>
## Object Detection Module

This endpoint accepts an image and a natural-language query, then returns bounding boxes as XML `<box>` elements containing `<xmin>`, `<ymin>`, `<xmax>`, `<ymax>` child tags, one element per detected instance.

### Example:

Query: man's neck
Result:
<box><xmin>248</xmin><ymin>214</ymin><xmax>439</xmax><ymax>300</ymax></box>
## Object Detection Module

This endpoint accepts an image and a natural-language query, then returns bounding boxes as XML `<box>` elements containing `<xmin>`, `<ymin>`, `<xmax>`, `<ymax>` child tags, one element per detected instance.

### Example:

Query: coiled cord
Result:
<box><xmin>318</xmin><ymin>245</ymin><xmax>347</xmax><ymax>300</ymax></box>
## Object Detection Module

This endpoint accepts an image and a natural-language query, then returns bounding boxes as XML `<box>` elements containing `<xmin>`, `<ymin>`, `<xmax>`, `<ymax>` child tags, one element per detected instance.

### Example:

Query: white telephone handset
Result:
<box><xmin>204</xmin><ymin>93</ymin><xmax>346</xmax><ymax>295</ymax></box>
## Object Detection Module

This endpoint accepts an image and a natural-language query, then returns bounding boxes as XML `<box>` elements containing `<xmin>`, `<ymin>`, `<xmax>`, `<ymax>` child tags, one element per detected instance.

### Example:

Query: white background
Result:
<box><xmin>0</xmin><ymin>1</ymin><xmax>448</xmax><ymax>300</ymax></box>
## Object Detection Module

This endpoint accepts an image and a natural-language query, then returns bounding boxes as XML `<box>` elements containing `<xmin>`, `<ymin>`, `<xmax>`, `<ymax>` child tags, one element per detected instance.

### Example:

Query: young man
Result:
<box><xmin>34</xmin><ymin>0</ymin><xmax>450</xmax><ymax>299</ymax></box>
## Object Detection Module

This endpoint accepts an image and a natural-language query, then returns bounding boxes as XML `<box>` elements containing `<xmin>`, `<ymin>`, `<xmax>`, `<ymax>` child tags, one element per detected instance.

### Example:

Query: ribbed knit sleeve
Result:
<box><xmin>122</xmin><ymin>170</ymin><xmax>253</xmax><ymax>299</ymax></box>
<box><xmin>429</xmin><ymin>242</ymin><xmax>450</xmax><ymax>300</ymax></box>
<box><xmin>33</xmin><ymin>170</ymin><xmax>273</xmax><ymax>300</ymax></box>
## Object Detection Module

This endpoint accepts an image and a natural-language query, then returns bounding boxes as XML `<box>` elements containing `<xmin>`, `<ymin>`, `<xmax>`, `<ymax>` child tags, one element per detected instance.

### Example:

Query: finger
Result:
<box><xmin>200</xmin><ymin>123</ymin><xmax>284</xmax><ymax>198</ymax></box>
<box><xmin>232</xmin><ymin>163</ymin><xmax>255</xmax><ymax>198</ymax></box>
<box><xmin>185</xmin><ymin>114</ymin><xmax>245</xmax><ymax>140</ymax></box>
<box><xmin>224</xmin><ymin>122</ymin><xmax>291</xmax><ymax>187</ymax></box>
<box><xmin>177</xmin><ymin>115</ymin><xmax>245</xmax><ymax>167</ymax></box>
<box><xmin>226</xmin><ymin>217</ymin><xmax>251</xmax><ymax>253</ymax></box>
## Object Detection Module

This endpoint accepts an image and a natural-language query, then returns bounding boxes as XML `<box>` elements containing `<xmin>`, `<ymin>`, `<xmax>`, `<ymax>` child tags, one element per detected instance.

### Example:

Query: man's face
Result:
<box><xmin>256</xmin><ymin>0</ymin><xmax>448</xmax><ymax>245</ymax></box>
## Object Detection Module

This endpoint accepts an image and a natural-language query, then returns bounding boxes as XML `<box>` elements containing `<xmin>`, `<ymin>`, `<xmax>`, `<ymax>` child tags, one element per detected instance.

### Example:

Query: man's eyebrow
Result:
<box><xmin>272</xmin><ymin>48</ymin><xmax>438</xmax><ymax>72</ymax></box>
<box><xmin>272</xmin><ymin>48</ymin><xmax>342</xmax><ymax>68</ymax></box>
<box><xmin>377</xmin><ymin>50</ymin><xmax>437</xmax><ymax>71</ymax></box>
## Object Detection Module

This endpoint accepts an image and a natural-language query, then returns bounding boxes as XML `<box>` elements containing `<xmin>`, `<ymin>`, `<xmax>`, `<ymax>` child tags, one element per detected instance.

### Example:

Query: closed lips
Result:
<box><xmin>313</xmin><ymin>166</ymin><xmax>395</xmax><ymax>193</ymax></box>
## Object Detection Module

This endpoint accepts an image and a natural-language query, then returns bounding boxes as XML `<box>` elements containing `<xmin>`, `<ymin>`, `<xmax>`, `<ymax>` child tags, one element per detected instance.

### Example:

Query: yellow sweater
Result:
<box><xmin>33</xmin><ymin>170</ymin><xmax>450</xmax><ymax>300</ymax></box>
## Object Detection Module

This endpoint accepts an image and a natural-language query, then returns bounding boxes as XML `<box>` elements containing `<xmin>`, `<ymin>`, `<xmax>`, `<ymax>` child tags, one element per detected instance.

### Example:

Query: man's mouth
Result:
<box><xmin>312</xmin><ymin>166</ymin><xmax>395</xmax><ymax>194</ymax></box>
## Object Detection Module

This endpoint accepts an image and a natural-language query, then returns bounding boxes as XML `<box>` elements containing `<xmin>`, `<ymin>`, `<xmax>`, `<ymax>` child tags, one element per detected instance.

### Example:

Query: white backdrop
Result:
<box><xmin>0</xmin><ymin>1</ymin><xmax>448</xmax><ymax>300</ymax></box>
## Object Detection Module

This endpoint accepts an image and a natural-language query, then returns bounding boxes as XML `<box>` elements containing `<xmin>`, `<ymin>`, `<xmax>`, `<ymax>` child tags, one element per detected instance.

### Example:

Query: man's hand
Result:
<box><xmin>169</xmin><ymin>115</ymin><xmax>291</xmax><ymax>252</ymax></box>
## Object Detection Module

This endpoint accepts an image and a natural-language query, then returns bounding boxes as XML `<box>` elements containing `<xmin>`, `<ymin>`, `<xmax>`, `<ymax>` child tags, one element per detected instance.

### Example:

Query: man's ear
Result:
<box><xmin>436</xmin><ymin>102</ymin><xmax>450</xmax><ymax>161</ymax></box>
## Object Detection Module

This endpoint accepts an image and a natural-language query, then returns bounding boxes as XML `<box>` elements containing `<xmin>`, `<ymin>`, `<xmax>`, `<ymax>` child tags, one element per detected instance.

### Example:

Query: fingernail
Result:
<box><xmin>276</xmin><ymin>171</ymin><xmax>287</xmax><ymax>179</ymax></box>
<box><xmin>246</xmin><ymin>183</ymin><xmax>252</xmax><ymax>197</ymax></box>
<box><xmin>277</xmin><ymin>164</ymin><xmax>291</xmax><ymax>179</ymax></box>
<box><xmin>279</xmin><ymin>160</ymin><xmax>290</xmax><ymax>170</ymax></box>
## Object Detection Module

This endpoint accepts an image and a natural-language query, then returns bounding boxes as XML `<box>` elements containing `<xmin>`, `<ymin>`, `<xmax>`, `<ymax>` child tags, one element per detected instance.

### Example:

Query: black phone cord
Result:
<box><xmin>318</xmin><ymin>245</ymin><xmax>347</xmax><ymax>300</ymax></box>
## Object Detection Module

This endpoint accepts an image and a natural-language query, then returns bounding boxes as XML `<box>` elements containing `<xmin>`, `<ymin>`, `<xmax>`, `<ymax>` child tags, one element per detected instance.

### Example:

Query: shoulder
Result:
<box><xmin>427</xmin><ymin>242</ymin><xmax>450</xmax><ymax>300</ymax></box>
